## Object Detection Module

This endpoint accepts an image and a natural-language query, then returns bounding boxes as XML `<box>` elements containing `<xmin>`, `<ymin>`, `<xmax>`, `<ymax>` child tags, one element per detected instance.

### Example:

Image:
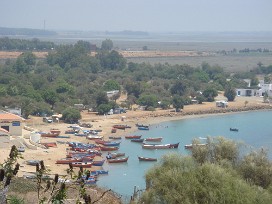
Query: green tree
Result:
<box><xmin>137</xmin><ymin>95</ymin><xmax>158</xmax><ymax>109</ymax></box>
<box><xmin>19</xmin><ymin>52</ymin><xmax>36</xmax><ymax>65</ymax></box>
<box><xmin>172</xmin><ymin>95</ymin><xmax>184</xmax><ymax>112</ymax></box>
<box><xmin>202</xmin><ymin>86</ymin><xmax>218</xmax><ymax>102</ymax></box>
<box><xmin>101</xmin><ymin>39</ymin><xmax>113</xmax><ymax>51</ymax></box>
<box><xmin>103</xmin><ymin>80</ymin><xmax>120</xmax><ymax>91</ymax></box>
<box><xmin>42</xmin><ymin>90</ymin><xmax>58</xmax><ymax>109</ymax></box>
<box><xmin>224</xmin><ymin>84</ymin><xmax>236</xmax><ymax>101</ymax></box>
<box><xmin>170</xmin><ymin>80</ymin><xmax>187</xmax><ymax>96</ymax></box>
<box><xmin>95</xmin><ymin>91</ymin><xmax>109</xmax><ymax>107</ymax></box>
<box><xmin>61</xmin><ymin>107</ymin><xmax>81</xmax><ymax>123</ymax></box>
<box><xmin>97</xmin><ymin>104</ymin><xmax>112</xmax><ymax>115</ymax></box>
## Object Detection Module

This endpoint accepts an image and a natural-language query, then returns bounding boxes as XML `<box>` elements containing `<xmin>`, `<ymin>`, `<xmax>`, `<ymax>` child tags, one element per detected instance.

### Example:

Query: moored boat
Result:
<box><xmin>106</xmin><ymin>152</ymin><xmax>125</xmax><ymax>159</ymax></box>
<box><xmin>138</xmin><ymin>156</ymin><xmax>157</xmax><ymax>161</ymax></box>
<box><xmin>100</xmin><ymin>146</ymin><xmax>119</xmax><ymax>151</ymax></box>
<box><xmin>109</xmin><ymin>136</ymin><xmax>122</xmax><ymax>140</ymax></box>
<box><xmin>102</xmin><ymin>141</ymin><xmax>121</xmax><ymax>146</ymax></box>
<box><xmin>56</xmin><ymin>158</ymin><xmax>84</xmax><ymax>164</ymax></box>
<box><xmin>125</xmin><ymin>135</ymin><xmax>142</xmax><ymax>139</ymax></box>
<box><xmin>91</xmin><ymin>170</ymin><xmax>109</xmax><ymax>175</ymax></box>
<box><xmin>144</xmin><ymin>137</ymin><xmax>163</xmax><ymax>142</ymax></box>
<box><xmin>108</xmin><ymin>157</ymin><xmax>129</xmax><ymax>163</ymax></box>
<box><xmin>131</xmin><ymin>138</ymin><xmax>144</xmax><ymax>143</ymax></box>
<box><xmin>92</xmin><ymin>160</ymin><xmax>105</xmax><ymax>166</ymax></box>
<box><xmin>230</xmin><ymin>128</ymin><xmax>239</xmax><ymax>132</ymax></box>
<box><xmin>184</xmin><ymin>143</ymin><xmax>207</xmax><ymax>149</ymax></box>
<box><xmin>142</xmin><ymin>142</ymin><xmax>179</xmax><ymax>149</ymax></box>
<box><xmin>138</xmin><ymin>126</ymin><xmax>149</xmax><ymax>130</ymax></box>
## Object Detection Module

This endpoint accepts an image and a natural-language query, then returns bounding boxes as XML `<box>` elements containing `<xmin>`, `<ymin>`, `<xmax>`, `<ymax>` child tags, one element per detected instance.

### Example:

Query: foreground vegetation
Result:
<box><xmin>138</xmin><ymin>137</ymin><xmax>272</xmax><ymax>204</ymax></box>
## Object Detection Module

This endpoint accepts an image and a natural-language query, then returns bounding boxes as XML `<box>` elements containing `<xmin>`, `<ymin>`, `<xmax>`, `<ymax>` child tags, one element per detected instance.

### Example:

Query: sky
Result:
<box><xmin>1</xmin><ymin>0</ymin><xmax>272</xmax><ymax>32</ymax></box>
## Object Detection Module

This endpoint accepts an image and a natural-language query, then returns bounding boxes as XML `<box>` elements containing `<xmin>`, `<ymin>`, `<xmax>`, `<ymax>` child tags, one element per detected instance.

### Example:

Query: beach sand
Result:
<box><xmin>0</xmin><ymin>95</ymin><xmax>269</xmax><ymax>178</ymax></box>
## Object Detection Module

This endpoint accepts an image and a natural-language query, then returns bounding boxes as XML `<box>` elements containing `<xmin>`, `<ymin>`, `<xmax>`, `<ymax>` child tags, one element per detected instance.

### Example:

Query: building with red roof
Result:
<box><xmin>0</xmin><ymin>111</ymin><xmax>24</xmax><ymax>136</ymax></box>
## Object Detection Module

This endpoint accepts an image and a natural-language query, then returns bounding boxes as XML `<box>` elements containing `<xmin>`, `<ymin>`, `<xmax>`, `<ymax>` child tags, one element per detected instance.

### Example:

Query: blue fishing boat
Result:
<box><xmin>138</xmin><ymin>126</ymin><xmax>149</xmax><ymax>130</ymax></box>
<box><xmin>103</xmin><ymin>141</ymin><xmax>121</xmax><ymax>146</ymax></box>
<box><xmin>131</xmin><ymin>138</ymin><xmax>144</xmax><ymax>143</ymax></box>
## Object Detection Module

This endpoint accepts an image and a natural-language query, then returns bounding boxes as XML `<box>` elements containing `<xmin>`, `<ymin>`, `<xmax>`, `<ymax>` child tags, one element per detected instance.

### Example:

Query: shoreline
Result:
<box><xmin>1</xmin><ymin>101</ymin><xmax>271</xmax><ymax>179</ymax></box>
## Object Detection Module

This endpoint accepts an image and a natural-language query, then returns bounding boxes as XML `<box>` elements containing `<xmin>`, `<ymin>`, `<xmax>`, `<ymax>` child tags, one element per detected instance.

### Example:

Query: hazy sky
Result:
<box><xmin>1</xmin><ymin>0</ymin><xmax>272</xmax><ymax>32</ymax></box>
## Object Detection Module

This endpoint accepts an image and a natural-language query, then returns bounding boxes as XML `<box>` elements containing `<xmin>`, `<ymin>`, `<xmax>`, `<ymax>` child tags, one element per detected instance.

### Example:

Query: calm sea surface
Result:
<box><xmin>97</xmin><ymin>110</ymin><xmax>272</xmax><ymax>200</ymax></box>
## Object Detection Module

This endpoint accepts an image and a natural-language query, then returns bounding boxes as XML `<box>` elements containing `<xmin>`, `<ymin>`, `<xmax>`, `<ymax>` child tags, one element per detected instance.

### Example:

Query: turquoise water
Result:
<box><xmin>97</xmin><ymin>110</ymin><xmax>272</xmax><ymax>200</ymax></box>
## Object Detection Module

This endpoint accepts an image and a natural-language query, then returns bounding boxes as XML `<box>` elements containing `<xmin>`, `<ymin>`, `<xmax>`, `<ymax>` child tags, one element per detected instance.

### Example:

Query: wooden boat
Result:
<box><xmin>131</xmin><ymin>138</ymin><xmax>144</xmax><ymax>143</ymax></box>
<box><xmin>103</xmin><ymin>141</ymin><xmax>121</xmax><ymax>147</ymax></box>
<box><xmin>112</xmin><ymin>125</ymin><xmax>126</xmax><ymax>130</ymax></box>
<box><xmin>144</xmin><ymin>137</ymin><xmax>163</xmax><ymax>142</ymax></box>
<box><xmin>138</xmin><ymin>126</ymin><xmax>149</xmax><ymax>130</ymax></box>
<box><xmin>184</xmin><ymin>143</ymin><xmax>207</xmax><ymax>149</ymax></box>
<box><xmin>71</xmin><ymin>162</ymin><xmax>93</xmax><ymax>168</ymax></box>
<box><xmin>138</xmin><ymin>156</ymin><xmax>157</xmax><ymax>161</ymax></box>
<box><xmin>91</xmin><ymin>170</ymin><xmax>109</xmax><ymax>175</ymax></box>
<box><xmin>106</xmin><ymin>152</ymin><xmax>125</xmax><ymax>159</ymax></box>
<box><xmin>86</xmin><ymin>135</ymin><xmax>103</xmax><ymax>140</ymax></box>
<box><xmin>108</xmin><ymin>157</ymin><xmax>129</xmax><ymax>163</ymax></box>
<box><xmin>125</xmin><ymin>135</ymin><xmax>142</xmax><ymax>139</ymax></box>
<box><xmin>50</xmin><ymin>129</ymin><xmax>61</xmax><ymax>134</ymax></box>
<box><xmin>94</xmin><ymin>139</ymin><xmax>109</xmax><ymax>145</ymax></box>
<box><xmin>40</xmin><ymin>142</ymin><xmax>57</xmax><ymax>148</ymax></box>
<box><xmin>56</xmin><ymin>158</ymin><xmax>84</xmax><ymax>164</ymax></box>
<box><xmin>142</xmin><ymin>142</ymin><xmax>179</xmax><ymax>149</ymax></box>
<box><xmin>109</xmin><ymin>136</ymin><xmax>122</xmax><ymax>140</ymax></box>
<box><xmin>92</xmin><ymin>160</ymin><xmax>105</xmax><ymax>166</ymax></box>
<box><xmin>26</xmin><ymin>160</ymin><xmax>41</xmax><ymax>166</ymax></box>
<box><xmin>100</xmin><ymin>146</ymin><xmax>119</xmax><ymax>151</ymax></box>
<box><xmin>136</xmin><ymin>123</ymin><xmax>149</xmax><ymax>128</ymax></box>
<box><xmin>230</xmin><ymin>128</ymin><xmax>239</xmax><ymax>132</ymax></box>
<box><xmin>65</xmin><ymin>130</ymin><xmax>79</xmax><ymax>134</ymax></box>
<box><xmin>75</xmin><ymin>133</ymin><xmax>87</xmax><ymax>137</ymax></box>
<box><xmin>40</xmin><ymin>132</ymin><xmax>60</xmax><ymax>137</ymax></box>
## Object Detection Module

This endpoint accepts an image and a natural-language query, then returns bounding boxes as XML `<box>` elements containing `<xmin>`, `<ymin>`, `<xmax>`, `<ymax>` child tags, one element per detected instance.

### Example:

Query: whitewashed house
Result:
<box><xmin>256</xmin><ymin>81</ymin><xmax>272</xmax><ymax>97</ymax></box>
<box><xmin>236</xmin><ymin>89</ymin><xmax>258</xmax><ymax>97</ymax></box>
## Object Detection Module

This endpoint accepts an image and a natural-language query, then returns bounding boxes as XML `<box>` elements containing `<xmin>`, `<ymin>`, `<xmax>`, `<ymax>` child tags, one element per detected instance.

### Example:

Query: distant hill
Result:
<box><xmin>105</xmin><ymin>30</ymin><xmax>149</xmax><ymax>36</ymax></box>
<box><xmin>0</xmin><ymin>27</ymin><xmax>57</xmax><ymax>36</ymax></box>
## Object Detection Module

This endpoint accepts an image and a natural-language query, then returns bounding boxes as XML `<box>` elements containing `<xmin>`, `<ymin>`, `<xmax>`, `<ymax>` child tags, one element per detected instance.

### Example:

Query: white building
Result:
<box><xmin>0</xmin><ymin>111</ymin><xmax>24</xmax><ymax>136</ymax></box>
<box><xmin>236</xmin><ymin>89</ymin><xmax>257</xmax><ymax>97</ymax></box>
<box><xmin>257</xmin><ymin>82</ymin><xmax>272</xmax><ymax>97</ymax></box>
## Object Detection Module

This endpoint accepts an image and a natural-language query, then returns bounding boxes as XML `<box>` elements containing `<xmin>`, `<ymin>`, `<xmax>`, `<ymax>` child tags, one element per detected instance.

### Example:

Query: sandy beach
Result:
<box><xmin>0</xmin><ymin>95</ymin><xmax>270</xmax><ymax>178</ymax></box>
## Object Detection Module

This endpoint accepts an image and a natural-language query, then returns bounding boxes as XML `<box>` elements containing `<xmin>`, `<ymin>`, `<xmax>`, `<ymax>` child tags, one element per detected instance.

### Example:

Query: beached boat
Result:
<box><xmin>26</xmin><ymin>160</ymin><xmax>41</xmax><ymax>166</ymax></box>
<box><xmin>136</xmin><ymin>123</ymin><xmax>149</xmax><ymax>128</ymax></box>
<box><xmin>138</xmin><ymin>126</ymin><xmax>149</xmax><ymax>130</ymax></box>
<box><xmin>144</xmin><ymin>137</ymin><xmax>163</xmax><ymax>142</ymax></box>
<box><xmin>75</xmin><ymin>133</ymin><xmax>88</xmax><ymax>137</ymax></box>
<box><xmin>125</xmin><ymin>135</ymin><xmax>142</xmax><ymax>139</ymax></box>
<box><xmin>71</xmin><ymin>162</ymin><xmax>93</xmax><ymax>168</ymax></box>
<box><xmin>184</xmin><ymin>143</ymin><xmax>207</xmax><ymax>149</ymax></box>
<box><xmin>56</xmin><ymin>158</ymin><xmax>85</xmax><ymax>164</ymax></box>
<box><xmin>109</xmin><ymin>136</ymin><xmax>122</xmax><ymax>140</ymax></box>
<box><xmin>142</xmin><ymin>142</ymin><xmax>179</xmax><ymax>149</ymax></box>
<box><xmin>112</xmin><ymin>125</ymin><xmax>126</xmax><ymax>130</ymax></box>
<box><xmin>131</xmin><ymin>138</ymin><xmax>144</xmax><ymax>143</ymax></box>
<box><xmin>86</xmin><ymin>135</ymin><xmax>104</xmax><ymax>140</ymax></box>
<box><xmin>108</xmin><ymin>157</ymin><xmax>129</xmax><ymax>163</ymax></box>
<box><xmin>92</xmin><ymin>160</ymin><xmax>105</xmax><ymax>166</ymax></box>
<box><xmin>230</xmin><ymin>128</ymin><xmax>239</xmax><ymax>132</ymax></box>
<box><xmin>40</xmin><ymin>132</ymin><xmax>60</xmax><ymax>137</ymax></box>
<box><xmin>138</xmin><ymin>156</ymin><xmax>157</xmax><ymax>161</ymax></box>
<box><xmin>50</xmin><ymin>129</ymin><xmax>61</xmax><ymax>134</ymax></box>
<box><xmin>94</xmin><ymin>139</ymin><xmax>109</xmax><ymax>145</ymax></box>
<box><xmin>65</xmin><ymin>130</ymin><xmax>79</xmax><ymax>134</ymax></box>
<box><xmin>40</xmin><ymin>142</ymin><xmax>57</xmax><ymax>148</ymax></box>
<box><xmin>100</xmin><ymin>146</ymin><xmax>119</xmax><ymax>151</ymax></box>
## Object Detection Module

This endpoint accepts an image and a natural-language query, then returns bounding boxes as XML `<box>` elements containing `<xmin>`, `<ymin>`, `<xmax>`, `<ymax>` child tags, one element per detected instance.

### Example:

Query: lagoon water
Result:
<box><xmin>97</xmin><ymin>110</ymin><xmax>272</xmax><ymax>200</ymax></box>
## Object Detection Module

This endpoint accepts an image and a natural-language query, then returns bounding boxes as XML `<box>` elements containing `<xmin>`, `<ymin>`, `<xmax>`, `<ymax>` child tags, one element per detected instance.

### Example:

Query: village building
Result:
<box><xmin>0</xmin><ymin>111</ymin><xmax>24</xmax><ymax>136</ymax></box>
